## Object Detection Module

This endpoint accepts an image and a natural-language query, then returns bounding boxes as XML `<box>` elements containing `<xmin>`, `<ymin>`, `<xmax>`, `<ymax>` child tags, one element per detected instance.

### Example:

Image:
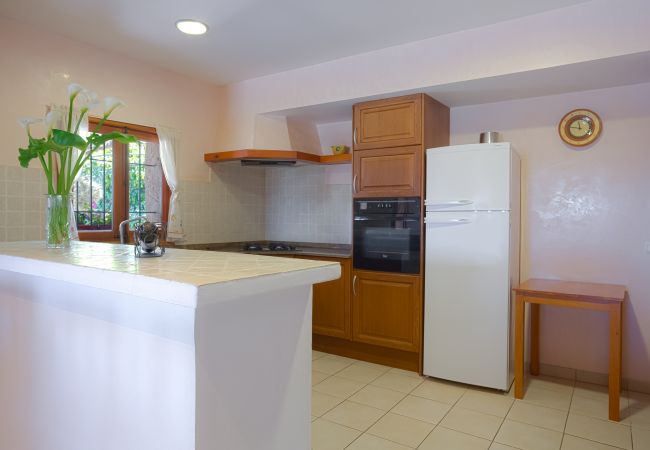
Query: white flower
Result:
<box><xmin>67</xmin><ymin>83</ymin><xmax>84</xmax><ymax>99</ymax></box>
<box><xmin>44</xmin><ymin>109</ymin><xmax>62</xmax><ymax>131</ymax></box>
<box><xmin>103</xmin><ymin>96</ymin><xmax>125</xmax><ymax>116</ymax></box>
<box><xmin>18</xmin><ymin>117</ymin><xmax>43</xmax><ymax>135</ymax></box>
<box><xmin>77</xmin><ymin>89</ymin><xmax>100</xmax><ymax>111</ymax></box>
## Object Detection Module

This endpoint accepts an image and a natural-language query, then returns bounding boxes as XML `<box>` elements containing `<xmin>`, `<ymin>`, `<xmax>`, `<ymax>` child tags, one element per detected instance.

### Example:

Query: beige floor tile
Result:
<box><xmin>391</xmin><ymin>395</ymin><xmax>451</xmax><ymax>424</ymax></box>
<box><xmin>322</xmin><ymin>400</ymin><xmax>385</xmax><ymax>431</ymax></box>
<box><xmin>371</xmin><ymin>372</ymin><xmax>424</xmax><ymax>394</ymax></box>
<box><xmin>313</xmin><ymin>376</ymin><xmax>366</xmax><ymax>399</ymax></box>
<box><xmin>349</xmin><ymin>385</ymin><xmax>408</xmax><ymax>411</ymax></box>
<box><xmin>440</xmin><ymin>406</ymin><xmax>504</xmax><ymax>440</ymax></box>
<box><xmin>313</xmin><ymin>370</ymin><xmax>330</xmax><ymax>386</ymax></box>
<box><xmin>351</xmin><ymin>360</ymin><xmax>393</xmax><ymax>372</ymax></box>
<box><xmin>526</xmin><ymin>375</ymin><xmax>574</xmax><ymax>394</ymax></box>
<box><xmin>346</xmin><ymin>433</ymin><xmax>414</xmax><ymax>450</ymax></box>
<box><xmin>311</xmin><ymin>418</ymin><xmax>361</xmax><ymax>450</ymax></box>
<box><xmin>489</xmin><ymin>443</ymin><xmax>519</xmax><ymax>450</ymax></box>
<box><xmin>313</xmin><ymin>351</ymin><xmax>327</xmax><ymax>360</ymax></box>
<box><xmin>495</xmin><ymin>419</ymin><xmax>563</xmax><ymax>450</ymax></box>
<box><xmin>569</xmin><ymin>394</ymin><xmax>613</xmax><ymax>421</ymax></box>
<box><xmin>565</xmin><ymin>414</ymin><xmax>632</xmax><ymax>449</ymax></box>
<box><xmin>507</xmin><ymin>400</ymin><xmax>568</xmax><ymax>432</ymax></box>
<box><xmin>627</xmin><ymin>404</ymin><xmax>650</xmax><ymax>429</ymax></box>
<box><xmin>387</xmin><ymin>367</ymin><xmax>421</xmax><ymax>378</ymax></box>
<box><xmin>561</xmin><ymin>434</ymin><xmax>624</xmax><ymax>450</ymax></box>
<box><xmin>336</xmin><ymin>363</ymin><xmax>387</xmax><ymax>384</ymax></box>
<box><xmin>419</xmin><ymin>426</ymin><xmax>491</xmax><ymax>450</ymax></box>
<box><xmin>321</xmin><ymin>354</ymin><xmax>357</xmax><ymax>364</ymax></box>
<box><xmin>312</xmin><ymin>391</ymin><xmax>344</xmax><ymax>417</ymax></box>
<box><xmin>367</xmin><ymin>412</ymin><xmax>434</xmax><ymax>448</ymax></box>
<box><xmin>456</xmin><ymin>390</ymin><xmax>514</xmax><ymax>418</ymax></box>
<box><xmin>632</xmin><ymin>426</ymin><xmax>650</xmax><ymax>449</ymax></box>
<box><xmin>411</xmin><ymin>379</ymin><xmax>466</xmax><ymax>404</ymax></box>
<box><xmin>312</xmin><ymin>357</ymin><xmax>354</xmax><ymax>375</ymax></box>
<box><xmin>520</xmin><ymin>386</ymin><xmax>573</xmax><ymax>411</ymax></box>
<box><xmin>573</xmin><ymin>381</ymin><xmax>609</xmax><ymax>400</ymax></box>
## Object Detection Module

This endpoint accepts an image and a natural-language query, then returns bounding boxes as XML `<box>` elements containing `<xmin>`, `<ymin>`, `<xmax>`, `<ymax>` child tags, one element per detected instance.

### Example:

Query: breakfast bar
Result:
<box><xmin>0</xmin><ymin>241</ymin><xmax>340</xmax><ymax>450</ymax></box>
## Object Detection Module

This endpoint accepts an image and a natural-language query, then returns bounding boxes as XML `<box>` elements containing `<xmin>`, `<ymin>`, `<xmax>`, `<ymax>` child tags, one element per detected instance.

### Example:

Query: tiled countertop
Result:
<box><xmin>0</xmin><ymin>241</ymin><xmax>340</xmax><ymax>307</ymax></box>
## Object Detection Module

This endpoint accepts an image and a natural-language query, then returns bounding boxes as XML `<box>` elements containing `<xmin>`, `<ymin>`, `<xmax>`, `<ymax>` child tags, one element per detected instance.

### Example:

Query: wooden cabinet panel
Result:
<box><xmin>352</xmin><ymin>270</ymin><xmax>421</xmax><ymax>352</ymax></box>
<box><xmin>353</xmin><ymin>146</ymin><xmax>421</xmax><ymax>198</ymax></box>
<box><xmin>353</xmin><ymin>95</ymin><xmax>422</xmax><ymax>150</ymax></box>
<box><xmin>295</xmin><ymin>256</ymin><xmax>351</xmax><ymax>339</ymax></box>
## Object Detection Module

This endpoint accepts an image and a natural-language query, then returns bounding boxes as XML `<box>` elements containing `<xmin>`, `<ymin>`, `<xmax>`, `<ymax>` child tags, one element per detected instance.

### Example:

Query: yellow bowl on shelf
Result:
<box><xmin>330</xmin><ymin>145</ymin><xmax>349</xmax><ymax>155</ymax></box>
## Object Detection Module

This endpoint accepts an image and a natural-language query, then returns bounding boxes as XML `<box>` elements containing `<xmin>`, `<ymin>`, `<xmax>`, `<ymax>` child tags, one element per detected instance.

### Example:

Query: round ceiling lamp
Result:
<box><xmin>175</xmin><ymin>20</ymin><xmax>208</xmax><ymax>35</ymax></box>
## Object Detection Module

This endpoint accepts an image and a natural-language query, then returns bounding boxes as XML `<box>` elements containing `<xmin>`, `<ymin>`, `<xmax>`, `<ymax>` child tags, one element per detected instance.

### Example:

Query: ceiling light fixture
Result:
<box><xmin>175</xmin><ymin>20</ymin><xmax>208</xmax><ymax>35</ymax></box>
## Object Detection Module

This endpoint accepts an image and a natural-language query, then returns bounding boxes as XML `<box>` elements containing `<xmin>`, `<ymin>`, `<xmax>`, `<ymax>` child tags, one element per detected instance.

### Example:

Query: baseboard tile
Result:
<box><xmin>537</xmin><ymin>363</ymin><xmax>650</xmax><ymax>394</ymax></box>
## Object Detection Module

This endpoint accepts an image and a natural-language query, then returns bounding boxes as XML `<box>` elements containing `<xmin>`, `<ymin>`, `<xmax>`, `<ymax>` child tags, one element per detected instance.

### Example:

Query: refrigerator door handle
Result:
<box><xmin>424</xmin><ymin>200</ymin><xmax>474</xmax><ymax>209</ymax></box>
<box><xmin>424</xmin><ymin>218</ymin><xmax>472</xmax><ymax>225</ymax></box>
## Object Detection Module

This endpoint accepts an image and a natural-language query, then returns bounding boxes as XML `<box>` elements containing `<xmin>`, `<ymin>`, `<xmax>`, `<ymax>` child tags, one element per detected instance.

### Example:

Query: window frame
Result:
<box><xmin>77</xmin><ymin>118</ymin><xmax>171</xmax><ymax>242</ymax></box>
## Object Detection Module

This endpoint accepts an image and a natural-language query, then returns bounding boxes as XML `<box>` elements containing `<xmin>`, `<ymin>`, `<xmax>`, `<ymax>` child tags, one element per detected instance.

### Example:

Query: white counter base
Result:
<box><xmin>0</xmin><ymin>242</ymin><xmax>338</xmax><ymax>450</ymax></box>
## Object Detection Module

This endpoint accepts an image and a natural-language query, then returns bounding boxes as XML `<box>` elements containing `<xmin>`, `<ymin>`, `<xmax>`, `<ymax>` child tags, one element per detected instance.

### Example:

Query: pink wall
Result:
<box><xmin>451</xmin><ymin>83</ymin><xmax>650</xmax><ymax>383</ymax></box>
<box><xmin>0</xmin><ymin>17</ymin><xmax>222</xmax><ymax>181</ymax></box>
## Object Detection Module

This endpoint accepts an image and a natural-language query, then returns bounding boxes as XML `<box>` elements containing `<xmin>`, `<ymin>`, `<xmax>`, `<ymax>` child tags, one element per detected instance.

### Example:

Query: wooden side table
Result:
<box><xmin>513</xmin><ymin>279</ymin><xmax>626</xmax><ymax>421</ymax></box>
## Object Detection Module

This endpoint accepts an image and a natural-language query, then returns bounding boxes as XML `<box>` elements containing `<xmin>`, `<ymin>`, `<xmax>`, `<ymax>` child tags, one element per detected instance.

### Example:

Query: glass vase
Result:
<box><xmin>45</xmin><ymin>194</ymin><xmax>78</xmax><ymax>249</ymax></box>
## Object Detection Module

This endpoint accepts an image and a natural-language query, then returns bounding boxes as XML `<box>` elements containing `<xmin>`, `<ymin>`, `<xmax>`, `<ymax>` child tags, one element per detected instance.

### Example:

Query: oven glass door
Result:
<box><xmin>354</xmin><ymin>215</ymin><xmax>420</xmax><ymax>273</ymax></box>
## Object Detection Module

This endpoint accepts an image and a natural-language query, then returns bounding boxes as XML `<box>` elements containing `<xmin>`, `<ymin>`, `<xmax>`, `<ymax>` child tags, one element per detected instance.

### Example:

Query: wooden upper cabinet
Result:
<box><xmin>353</xmin><ymin>145</ymin><xmax>421</xmax><ymax>198</ymax></box>
<box><xmin>353</xmin><ymin>94</ymin><xmax>422</xmax><ymax>150</ymax></box>
<box><xmin>352</xmin><ymin>270</ymin><xmax>421</xmax><ymax>352</ymax></box>
<box><xmin>295</xmin><ymin>256</ymin><xmax>351</xmax><ymax>340</ymax></box>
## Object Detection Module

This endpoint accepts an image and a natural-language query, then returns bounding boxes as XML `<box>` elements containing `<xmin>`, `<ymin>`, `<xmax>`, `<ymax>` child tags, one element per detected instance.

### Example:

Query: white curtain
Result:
<box><xmin>156</xmin><ymin>125</ymin><xmax>184</xmax><ymax>242</ymax></box>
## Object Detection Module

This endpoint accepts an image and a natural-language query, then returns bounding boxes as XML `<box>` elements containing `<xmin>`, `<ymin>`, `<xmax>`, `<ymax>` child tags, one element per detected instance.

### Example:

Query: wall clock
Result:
<box><xmin>558</xmin><ymin>109</ymin><xmax>602</xmax><ymax>146</ymax></box>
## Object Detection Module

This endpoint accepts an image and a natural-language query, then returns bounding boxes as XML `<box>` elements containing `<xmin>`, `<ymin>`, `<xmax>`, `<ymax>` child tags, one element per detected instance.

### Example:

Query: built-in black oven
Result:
<box><xmin>353</xmin><ymin>197</ymin><xmax>421</xmax><ymax>274</ymax></box>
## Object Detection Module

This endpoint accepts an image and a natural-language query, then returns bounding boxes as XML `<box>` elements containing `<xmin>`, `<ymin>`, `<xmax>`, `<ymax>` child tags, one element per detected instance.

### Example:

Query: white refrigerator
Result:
<box><xmin>423</xmin><ymin>143</ymin><xmax>520</xmax><ymax>390</ymax></box>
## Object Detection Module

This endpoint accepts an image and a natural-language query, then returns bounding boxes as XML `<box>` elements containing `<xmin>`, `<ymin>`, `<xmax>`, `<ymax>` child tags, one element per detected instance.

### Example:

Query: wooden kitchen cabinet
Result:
<box><xmin>352</xmin><ymin>270</ymin><xmax>421</xmax><ymax>352</ymax></box>
<box><xmin>353</xmin><ymin>94</ymin><xmax>422</xmax><ymax>150</ymax></box>
<box><xmin>353</xmin><ymin>145</ymin><xmax>421</xmax><ymax>198</ymax></box>
<box><xmin>295</xmin><ymin>255</ymin><xmax>351</xmax><ymax>339</ymax></box>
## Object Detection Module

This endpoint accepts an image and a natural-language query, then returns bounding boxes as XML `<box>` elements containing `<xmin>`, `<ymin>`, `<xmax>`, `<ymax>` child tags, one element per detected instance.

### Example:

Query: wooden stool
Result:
<box><xmin>513</xmin><ymin>279</ymin><xmax>626</xmax><ymax>421</ymax></box>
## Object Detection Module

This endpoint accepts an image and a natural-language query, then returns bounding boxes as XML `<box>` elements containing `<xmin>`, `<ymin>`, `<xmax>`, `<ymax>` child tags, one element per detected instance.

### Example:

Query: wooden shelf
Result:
<box><xmin>204</xmin><ymin>149</ymin><xmax>351</xmax><ymax>165</ymax></box>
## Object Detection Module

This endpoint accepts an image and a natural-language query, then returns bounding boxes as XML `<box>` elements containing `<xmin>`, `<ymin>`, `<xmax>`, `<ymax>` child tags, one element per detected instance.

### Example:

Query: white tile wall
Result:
<box><xmin>0</xmin><ymin>162</ymin><xmax>352</xmax><ymax>246</ymax></box>
<box><xmin>0</xmin><ymin>165</ymin><xmax>47</xmax><ymax>242</ymax></box>
<box><xmin>265</xmin><ymin>165</ymin><xmax>352</xmax><ymax>244</ymax></box>
<box><xmin>179</xmin><ymin>164</ymin><xmax>267</xmax><ymax>244</ymax></box>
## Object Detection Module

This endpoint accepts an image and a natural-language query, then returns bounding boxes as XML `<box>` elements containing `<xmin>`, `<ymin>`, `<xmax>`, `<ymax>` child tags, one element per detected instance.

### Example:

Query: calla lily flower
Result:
<box><xmin>18</xmin><ymin>117</ymin><xmax>43</xmax><ymax>136</ymax></box>
<box><xmin>44</xmin><ymin>110</ymin><xmax>62</xmax><ymax>132</ymax></box>
<box><xmin>77</xmin><ymin>89</ymin><xmax>99</xmax><ymax>111</ymax></box>
<box><xmin>67</xmin><ymin>83</ymin><xmax>84</xmax><ymax>99</ymax></box>
<box><xmin>103</xmin><ymin>97</ymin><xmax>125</xmax><ymax>116</ymax></box>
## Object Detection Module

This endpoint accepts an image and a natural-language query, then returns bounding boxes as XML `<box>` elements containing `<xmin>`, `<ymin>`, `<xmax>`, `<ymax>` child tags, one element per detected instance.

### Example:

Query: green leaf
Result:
<box><xmin>88</xmin><ymin>132</ymin><xmax>137</xmax><ymax>148</ymax></box>
<box><xmin>52</xmin><ymin>129</ymin><xmax>87</xmax><ymax>150</ymax></box>
<box><xmin>18</xmin><ymin>147</ymin><xmax>35</xmax><ymax>168</ymax></box>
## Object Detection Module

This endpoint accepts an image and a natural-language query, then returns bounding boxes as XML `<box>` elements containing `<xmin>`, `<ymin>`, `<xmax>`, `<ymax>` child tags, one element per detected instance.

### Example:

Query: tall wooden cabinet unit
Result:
<box><xmin>295</xmin><ymin>256</ymin><xmax>352</xmax><ymax>340</ymax></box>
<box><xmin>353</xmin><ymin>95</ymin><xmax>422</xmax><ymax>150</ymax></box>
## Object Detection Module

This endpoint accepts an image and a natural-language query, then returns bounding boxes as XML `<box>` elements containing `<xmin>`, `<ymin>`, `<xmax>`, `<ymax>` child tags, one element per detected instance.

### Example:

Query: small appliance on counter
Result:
<box><xmin>242</xmin><ymin>242</ymin><xmax>297</xmax><ymax>252</ymax></box>
<box><xmin>133</xmin><ymin>222</ymin><xmax>166</xmax><ymax>257</ymax></box>
<box><xmin>423</xmin><ymin>143</ymin><xmax>520</xmax><ymax>390</ymax></box>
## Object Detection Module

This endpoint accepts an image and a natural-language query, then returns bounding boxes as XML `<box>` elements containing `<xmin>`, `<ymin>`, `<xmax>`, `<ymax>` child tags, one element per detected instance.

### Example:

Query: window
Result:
<box><xmin>72</xmin><ymin>118</ymin><xmax>170</xmax><ymax>242</ymax></box>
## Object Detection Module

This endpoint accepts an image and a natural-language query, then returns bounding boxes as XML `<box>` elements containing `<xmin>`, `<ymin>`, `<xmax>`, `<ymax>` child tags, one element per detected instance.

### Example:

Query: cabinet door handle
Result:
<box><xmin>352</xmin><ymin>174</ymin><xmax>358</xmax><ymax>195</ymax></box>
<box><xmin>352</xmin><ymin>275</ymin><xmax>358</xmax><ymax>296</ymax></box>
<box><xmin>353</xmin><ymin>127</ymin><xmax>357</xmax><ymax>146</ymax></box>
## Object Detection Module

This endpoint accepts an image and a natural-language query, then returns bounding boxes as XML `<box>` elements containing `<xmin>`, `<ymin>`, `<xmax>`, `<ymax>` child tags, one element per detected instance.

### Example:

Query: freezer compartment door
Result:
<box><xmin>425</xmin><ymin>143</ymin><xmax>511</xmax><ymax>211</ymax></box>
<box><xmin>423</xmin><ymin>211</ymin><xmax>511</xmax><ymax>390</ymax></box>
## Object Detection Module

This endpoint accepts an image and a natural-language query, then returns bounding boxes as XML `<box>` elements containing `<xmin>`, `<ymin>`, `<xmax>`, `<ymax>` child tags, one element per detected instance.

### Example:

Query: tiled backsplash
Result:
<box><xmin>0</xmin><ymin>163</ymin><xmax>352</xmax><ymax>245</ymax></box>
<box><xmin>180</xmin><ymin>164</ymin><xmax>266</xmax><ymax>244</ymax></box>
<box><xmin>265</xmin><ymin>165</ymin><xmax>352</xmax><ymax>245</ymax></box>
<box><xmin>0</xmin><ymin>165</ymin><xmax>47</xmax><ymax>242</ymax></box>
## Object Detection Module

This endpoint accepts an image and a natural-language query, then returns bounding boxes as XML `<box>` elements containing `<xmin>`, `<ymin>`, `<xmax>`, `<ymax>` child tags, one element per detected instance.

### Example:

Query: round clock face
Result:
<box><xmin>559</xmin><ymin>109</ymin><xmax>602</xmax><ymax>146</ymax></box>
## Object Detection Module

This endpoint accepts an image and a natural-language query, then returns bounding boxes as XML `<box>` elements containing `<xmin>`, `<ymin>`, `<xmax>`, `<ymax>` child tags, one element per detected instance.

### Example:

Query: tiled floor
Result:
<box><xmin>311</xmin><ymin>351</ymin><xmax>650</xmax><ymax>450</ymax></box>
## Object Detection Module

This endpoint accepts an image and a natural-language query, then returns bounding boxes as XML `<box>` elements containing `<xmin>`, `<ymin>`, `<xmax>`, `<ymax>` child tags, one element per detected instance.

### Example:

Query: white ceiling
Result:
<box><xmin>0</xmin><ymin>0</ymin><xmax>587</xmax><ymax>85</ymax></box>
